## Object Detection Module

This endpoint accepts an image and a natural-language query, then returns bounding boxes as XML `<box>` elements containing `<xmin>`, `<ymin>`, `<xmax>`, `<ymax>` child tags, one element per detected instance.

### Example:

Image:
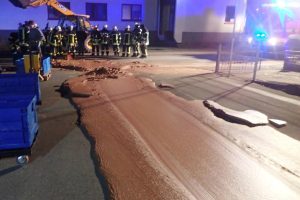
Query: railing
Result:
<box><xmin>284</xmin><ymin>50</ymin><xmax>300</xmax><ymax>71</ymax></box>
<box><xmin>216</xmin><ymin>44</ymin><xmax>260</xmax><ymax>74</ymax></box>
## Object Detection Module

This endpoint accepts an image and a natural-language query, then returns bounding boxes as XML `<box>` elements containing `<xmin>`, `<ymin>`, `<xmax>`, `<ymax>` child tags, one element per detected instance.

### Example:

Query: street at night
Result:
<box><xmin>1</xmin><ymin>0</ymin><xmax>300</xmax><ymax>200</ymax></box>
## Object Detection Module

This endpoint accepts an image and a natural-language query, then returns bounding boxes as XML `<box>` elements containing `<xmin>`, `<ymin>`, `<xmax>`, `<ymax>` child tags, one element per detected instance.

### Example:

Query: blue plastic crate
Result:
<box><xmin>0</xmin><ymin>73</ymin><xmax>41</xmax><ymax>104</ymax></box>
<box><xmin>41</xmin><ymin>56</ymin><xmax>51</xmax><ymax>76</ymax></box>
<box><xmin>16</xmin><ymin>58</ymin><xmax>25</xmax><ymax>74</ymax></box>
<box><xmin>0</xmin><ymin>95</ymin><xmax>39</xmax><ymax>151</ymax></box>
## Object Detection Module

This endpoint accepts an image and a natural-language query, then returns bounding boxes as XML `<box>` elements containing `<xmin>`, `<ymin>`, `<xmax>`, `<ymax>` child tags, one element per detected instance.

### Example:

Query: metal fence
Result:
<box><xmin>215</xmin><ymin>44</ymin><xmax>285</xmax><ymax>80</ymax></box>
<box><xmin>218</xmin><ymin>53</ymin><xmax>258</xmax><ymax>73</ymax></box>
<box><xmin>284</xmin><ymin>50</ymin><xmax>300</xmax><ymax>71</ymax></box>
<box><xmin>215</xmin><ymin>44</ymin><xmax>260</xmax><ymax>76</ymax></box>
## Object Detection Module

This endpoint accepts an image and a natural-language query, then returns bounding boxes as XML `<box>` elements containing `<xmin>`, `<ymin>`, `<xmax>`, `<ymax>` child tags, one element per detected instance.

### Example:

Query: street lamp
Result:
<box><xmin>227</xmin><ymin>0</ymin><xmax>237</xmax><ymax>77</ymax></box>
<box><xmin>252</xmin><ymin>30</ymin><xmax>268</xmax><ymax>81</ymax></box>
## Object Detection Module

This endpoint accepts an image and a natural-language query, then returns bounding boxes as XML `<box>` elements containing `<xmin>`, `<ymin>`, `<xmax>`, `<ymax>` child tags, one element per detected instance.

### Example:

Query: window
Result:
<box><xmin>122</xmin><ymin>4</ymin><xmax>142</xmax><ymax>21</ymax></box>
<box><xmin>48</xmin><ymin>2</ymin><xmax>70</xmax><ymax>20</ymax></box>
<box><xmin>225</xmin><ymin>6</ymin><xmax>236</xmax><ymax>23</ymax></box>
<box><xmin>86</xmin><ymin>3</ymin><xmax>107</xmax><ymax>21</ymax></box>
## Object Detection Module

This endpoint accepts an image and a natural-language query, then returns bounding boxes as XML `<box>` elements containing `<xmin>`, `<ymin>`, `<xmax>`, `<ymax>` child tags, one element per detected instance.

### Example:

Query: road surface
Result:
<box><xmin>0</xmin><ymin>69</ymin><xmax>108</xmax><ymax>200</ymax></box>
<box><xmin>62</xmin><ymin>54</ymin><xmax>300</xmax><ymax>199</ymax></box>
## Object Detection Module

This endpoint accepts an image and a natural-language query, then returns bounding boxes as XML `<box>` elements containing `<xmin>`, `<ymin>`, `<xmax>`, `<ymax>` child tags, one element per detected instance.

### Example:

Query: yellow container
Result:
<box><xmin>31</xmin><ymin>54</ymin><xmax>40</xmax><ymax>72</ymax></box>
<box><xmin>23</xmin><ymin>54</ymin><xmax>40</xmax><ymax>73</ymax></box>
<box><xmin>24</xmin><ymin>55</ymin><xmax>31</xmax><ymax>73</ymax></box>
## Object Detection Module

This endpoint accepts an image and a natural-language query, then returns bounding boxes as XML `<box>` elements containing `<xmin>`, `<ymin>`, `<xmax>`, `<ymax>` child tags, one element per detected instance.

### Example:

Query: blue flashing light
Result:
<box><xmin>254</xmin><ymin>30</ymin><xmax>268</xmax><ymax>41</ymax></box>
<box><xmin>270</xmin><ymin>0</ymin><xmax>295</xmax><ymax>26</ymax></box>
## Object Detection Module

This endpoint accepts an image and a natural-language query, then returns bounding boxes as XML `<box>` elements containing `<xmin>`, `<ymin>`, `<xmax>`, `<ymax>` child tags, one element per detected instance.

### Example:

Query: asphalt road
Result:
<box><xmin>136</xmin><ymin>48</ymin><xmax>300</xmax><ymax>141</ymax></box>
<box><xmin>141</xmin><ymin>69</ymin><xmax>300</xmax><ymax>141</ymax></box>
<box><xmin>0</xmin><ymin>69</ymin><xmax>108</xmax><ymax>200</ymax></box>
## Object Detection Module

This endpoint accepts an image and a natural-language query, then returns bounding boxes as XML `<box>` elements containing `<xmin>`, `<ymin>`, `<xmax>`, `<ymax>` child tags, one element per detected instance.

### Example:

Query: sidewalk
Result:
<box><xmin>0</xmin><ymin>69</ymin><xmax>108</xmax><ymax>200</ymax></box>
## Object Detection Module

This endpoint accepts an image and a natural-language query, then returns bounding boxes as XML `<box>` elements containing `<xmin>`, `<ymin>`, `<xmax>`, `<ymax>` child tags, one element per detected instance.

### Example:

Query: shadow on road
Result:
<box><xmin>255</xmin><ymin>80</ymin><xmax>300</xmax><ymax>97</ymax></box>
<box><xmin>0</xmin><ymin>165</ymin><xmax>22</xmax><ymax>177</ymax></box>
<box><xmin>58</xmin><ymin>84</ymin><xmax>111</xmax><ymax>200</ymax></box>
<box><xmin>207</xmin><ymin>82</ymin><xmax>253</xmax><ymax>101</ymax></box>
<box><xmin>184</xmin><ymin>54</ymin><xmax>217</xmax><ymax>61</ymax></box>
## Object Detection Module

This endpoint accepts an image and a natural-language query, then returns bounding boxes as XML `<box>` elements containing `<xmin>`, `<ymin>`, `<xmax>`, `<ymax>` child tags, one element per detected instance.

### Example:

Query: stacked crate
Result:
<box><xmin>0</xmin><ymin>95</ymin><xmax>38</xmax><ymax>152</ymax></box>
<box><xmin>0</xmin><ymin>73</ymin><xmax>40</xmax><ymax>163</ymax></box>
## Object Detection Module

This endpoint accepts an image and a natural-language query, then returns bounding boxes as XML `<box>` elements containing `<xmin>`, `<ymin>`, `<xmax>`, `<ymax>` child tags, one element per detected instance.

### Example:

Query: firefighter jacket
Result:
<box><xmin>132</xmin><ymin>27</ymin><xmax>142</xmax><ymax>43</ymax></box>
<box><xmin>122</xmin><ymin>28</ymin><xmax>132</xmax><ymax>46</ymax></box>
<box><xmin>111</xmin><ymin>30</ymin><xmax>121</xmax><ymax>45</ymax></box>
<box><xmin>45</xmin><ymin>30</ymin><xmax>53</xmax><ymax>45</ymax></box>
<box><xmin>67</xmin><ymin>30</ymin><xmax>78</xmax><ymax>46</ymax></box>
<box><xmin>53</xmin><ymin>31</ymin><xmax>63</xmax><ymax>47</ymax></box>
<box><xmin>91</xmin><ymin>29</ymin><xmax>100</xmax><ymax>45</ymax></box>
<box><xmin>18</xmin><ymin>25</ymin><xmax>29</xmax><ymax>44</ymax></box>
<box><xmin>141</xmin><ymin>28</ymin><xmax>149</xmax><ymax>46</ymax></box>
<box><xmin>100</xmin><ymin>28</ymin><xmax>110</xmax><ymax>45</ymax></box>
<box><xmin>8</xmin><ymin>32</ymin><xmax>20</xmax><ymax>52</ymax></box>
<box><xmin>28</xmin><ymin>27</ymin><xmax>45</xmax><ymax>46</ymax></box>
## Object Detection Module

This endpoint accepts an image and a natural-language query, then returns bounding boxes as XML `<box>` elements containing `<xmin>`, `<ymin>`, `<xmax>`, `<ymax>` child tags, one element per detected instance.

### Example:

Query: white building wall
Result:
<box><xmin>144</xmin><ymin>0</ymin><xmax>158</xmax><ymax>31</ymax></box>
<box><xmin>0</xmin><ymin>0</ymin><xmax>145</xmax><ymax>30</ymax></box>
<box><xmin>174</xmin><ymin>0</ymin><xmax>247</xmax><ymax>43</ymax></box>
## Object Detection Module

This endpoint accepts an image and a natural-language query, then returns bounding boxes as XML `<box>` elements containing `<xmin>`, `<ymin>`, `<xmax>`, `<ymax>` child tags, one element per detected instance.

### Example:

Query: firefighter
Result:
<box><xmin>28</xmin><ymin>21</ymin><xmax>45</xmax><ymax>55</ymax></box>
<box><xmin>8</xmin><ymin>32</ymin><xmax>21</xmax><ymax>63</ymax></box>
<box><xmin>110</xmin><ymin>26</ymin><xmax>121</xmax><ymax>56</ymax></box>
<box><xmin>100</xmin><ymin>24</ymin><xmax>110</xmax><ymax>56</ymax></box>
<box><xmin>62</xmin><ymin>26</ymin><xmax>69</xmax><ymax>55</ymax></box>
<box><xmin>66</xmin><ymin>25</ymin><xmax>77</xmax><ymax>56</ymax></box>
<box><xmin>90</xmin><ymin>25</ymin><xmax>100</xmax><ymax>56</ymax></box>
<box><xmin>77</xmin><ymin>28</ymin><xmax>88</xmax><ymax>56</ymax></box>
<box><xmin>122</xmin><ymin>25</ymin><xmax>132</xmax><ymax>57</ymax></box>
<box><xmin>52</xmin><ymin>26</ymin><xmax>64</xmax><ymax>57</ymax></box>
<box><xmin>140</xmin><ymin>24</ymin><xmax>149</xmax><ymax>58</ymax></box>
<box><xmin>18</xmin><ymin>21</ymin><xmax>30</xmax><ymax>54</ymax></box>
<box><xmin>132</xmin><ymin>22</ymin><xmax>142</xmax><ymax>57</ymax></box>
<box><xmin>42</xmin><ymin>26</ymin><xmax>53</xmax><ymax>56</ymax></box>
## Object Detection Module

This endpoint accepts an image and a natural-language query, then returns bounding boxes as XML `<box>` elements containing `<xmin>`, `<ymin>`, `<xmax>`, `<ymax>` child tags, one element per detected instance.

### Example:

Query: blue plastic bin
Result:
<box><xmin>41</xmin><ymin>56</ymin><xmax>51</xmax><ymax>76</ymax></box>
<box><xmin>16</xmin><ymin>58</ymin><xmax>25</xmax><ymax>74</ymax></box>
<box><xmin>0</xmin><ymin>95</ymin><xmax>39</xmax><ymax>151</ymax></box>
<box><xmin>0</xmin><ymin>73</ymin><xmax>41</xmax><ymax>104</ymax></box>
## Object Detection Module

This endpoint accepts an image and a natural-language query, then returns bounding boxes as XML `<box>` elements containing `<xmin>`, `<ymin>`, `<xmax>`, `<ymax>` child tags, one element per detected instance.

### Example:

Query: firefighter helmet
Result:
<box><xmin>56</xmin><ymin>26</ymin><xmax>62</xmax><ymax>31</ymax></box>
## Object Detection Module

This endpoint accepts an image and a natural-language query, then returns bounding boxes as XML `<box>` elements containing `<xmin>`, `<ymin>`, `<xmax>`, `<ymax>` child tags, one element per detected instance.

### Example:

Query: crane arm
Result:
<box><xmin>9</xmin><ymin>0</ymin><xmax>87</xmax><ymax>17</ymax></box>
<box><xmin>45</xmin><ymin>0</ymin><xmax>75</xmax><ymax>16</ymax></box>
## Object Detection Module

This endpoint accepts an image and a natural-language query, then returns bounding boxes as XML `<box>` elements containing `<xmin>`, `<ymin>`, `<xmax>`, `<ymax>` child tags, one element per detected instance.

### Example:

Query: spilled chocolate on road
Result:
<box><xmin>57</xmin><ymin>59</ymin><xmax>300</xmax><ymax>200</ymax></box>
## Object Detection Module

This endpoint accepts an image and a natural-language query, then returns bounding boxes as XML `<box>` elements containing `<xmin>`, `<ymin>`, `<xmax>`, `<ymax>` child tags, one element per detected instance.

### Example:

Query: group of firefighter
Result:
<box><xmin>90</xmin><ymin>23</ymin><xmax>149</xmax><ymax>58</ymax></box>
<box><xmin>9</xmin><ymin>21</ymin><xmax>149</xmax><ymax>59</ymax></box>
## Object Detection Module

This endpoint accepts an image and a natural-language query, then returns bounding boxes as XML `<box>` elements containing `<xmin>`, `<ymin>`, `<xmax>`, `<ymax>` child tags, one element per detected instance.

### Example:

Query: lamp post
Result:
<box><xmin>228</xmin><ymin>0</ymin><xmax>237</xmax><ymax>77</ymax></box>
<box><xmin>228</xmin><ymin>17</ymin><xmax>236</xmax><ymax>77</ymax></box>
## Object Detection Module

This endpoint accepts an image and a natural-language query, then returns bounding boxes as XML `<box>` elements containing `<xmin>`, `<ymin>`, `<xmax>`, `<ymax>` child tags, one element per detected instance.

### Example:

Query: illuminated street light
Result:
<box><xmin>268</xmin><ymin>37</ymin><xmax>278</xmax><ymax>46</ymax></box>
<box><xmin>247</xmin><ymin>37</ymin><xmax>253</xmax><ymax>44</ymax></box>
<box><xmin>276</xmin><ymin>1</ymin><xmax>286</xmax><ymax>9</ymax></box>
<box><xmin>262</xmin><ymin>0</ymin><xmax>300</xmax><ymax>8</ymax></box>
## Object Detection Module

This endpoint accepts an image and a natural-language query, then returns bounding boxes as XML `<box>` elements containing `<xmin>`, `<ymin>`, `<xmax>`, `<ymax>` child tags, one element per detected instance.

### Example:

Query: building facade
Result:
<box><xmin>0</xmin><ymin>0</ymin><xmax>145</xmax><ymax>50</ymax></box>
<box><xmin>0</xmin><ymin>0</ymin><xmax>249</xmax><ymax>50</ymax></box>
<box><xmin>145</xmin><ymin>0</ymin><xmax>247</xmax><ymax>47</ymax></box>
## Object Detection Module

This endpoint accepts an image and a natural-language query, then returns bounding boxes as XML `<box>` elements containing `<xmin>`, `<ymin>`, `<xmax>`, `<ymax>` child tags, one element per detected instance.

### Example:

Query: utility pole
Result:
<box><xmin>228</xmin><ymin>0</ymin><xmax>237</xmax><ymax>77</ymax></box>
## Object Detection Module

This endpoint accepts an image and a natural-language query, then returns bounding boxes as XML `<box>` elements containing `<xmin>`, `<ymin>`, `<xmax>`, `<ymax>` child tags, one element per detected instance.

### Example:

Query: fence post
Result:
<box><xmin>215</xmin><ymin>43</ymin><xmax>222</xmax><ymax>73</ymax></box>
<box><xmin>252</xmin><ymin>42</ymin><xmax>261</xmax><ymax>82</ymax></box>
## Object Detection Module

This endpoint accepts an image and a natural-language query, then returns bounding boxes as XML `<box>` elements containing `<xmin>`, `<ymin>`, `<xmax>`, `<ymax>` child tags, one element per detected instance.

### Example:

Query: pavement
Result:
<box><xmin>140</xmin><ymin>71</ymin><xmax>300</xmax><ymax>140</ymax></box>
<box><xmin>0</xmin><ymin>68</ymin><xmax>108</xmax><ymax>200</ymax></box>
<box><xmin>0</xmin><ymin>47</ymin><xmax>299</xmax><ymax>199</ymax></box>
<box><xmin>137</xmin><ymin>48</ymin><xmax>300</xmax><ymax>141</ymax></box>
